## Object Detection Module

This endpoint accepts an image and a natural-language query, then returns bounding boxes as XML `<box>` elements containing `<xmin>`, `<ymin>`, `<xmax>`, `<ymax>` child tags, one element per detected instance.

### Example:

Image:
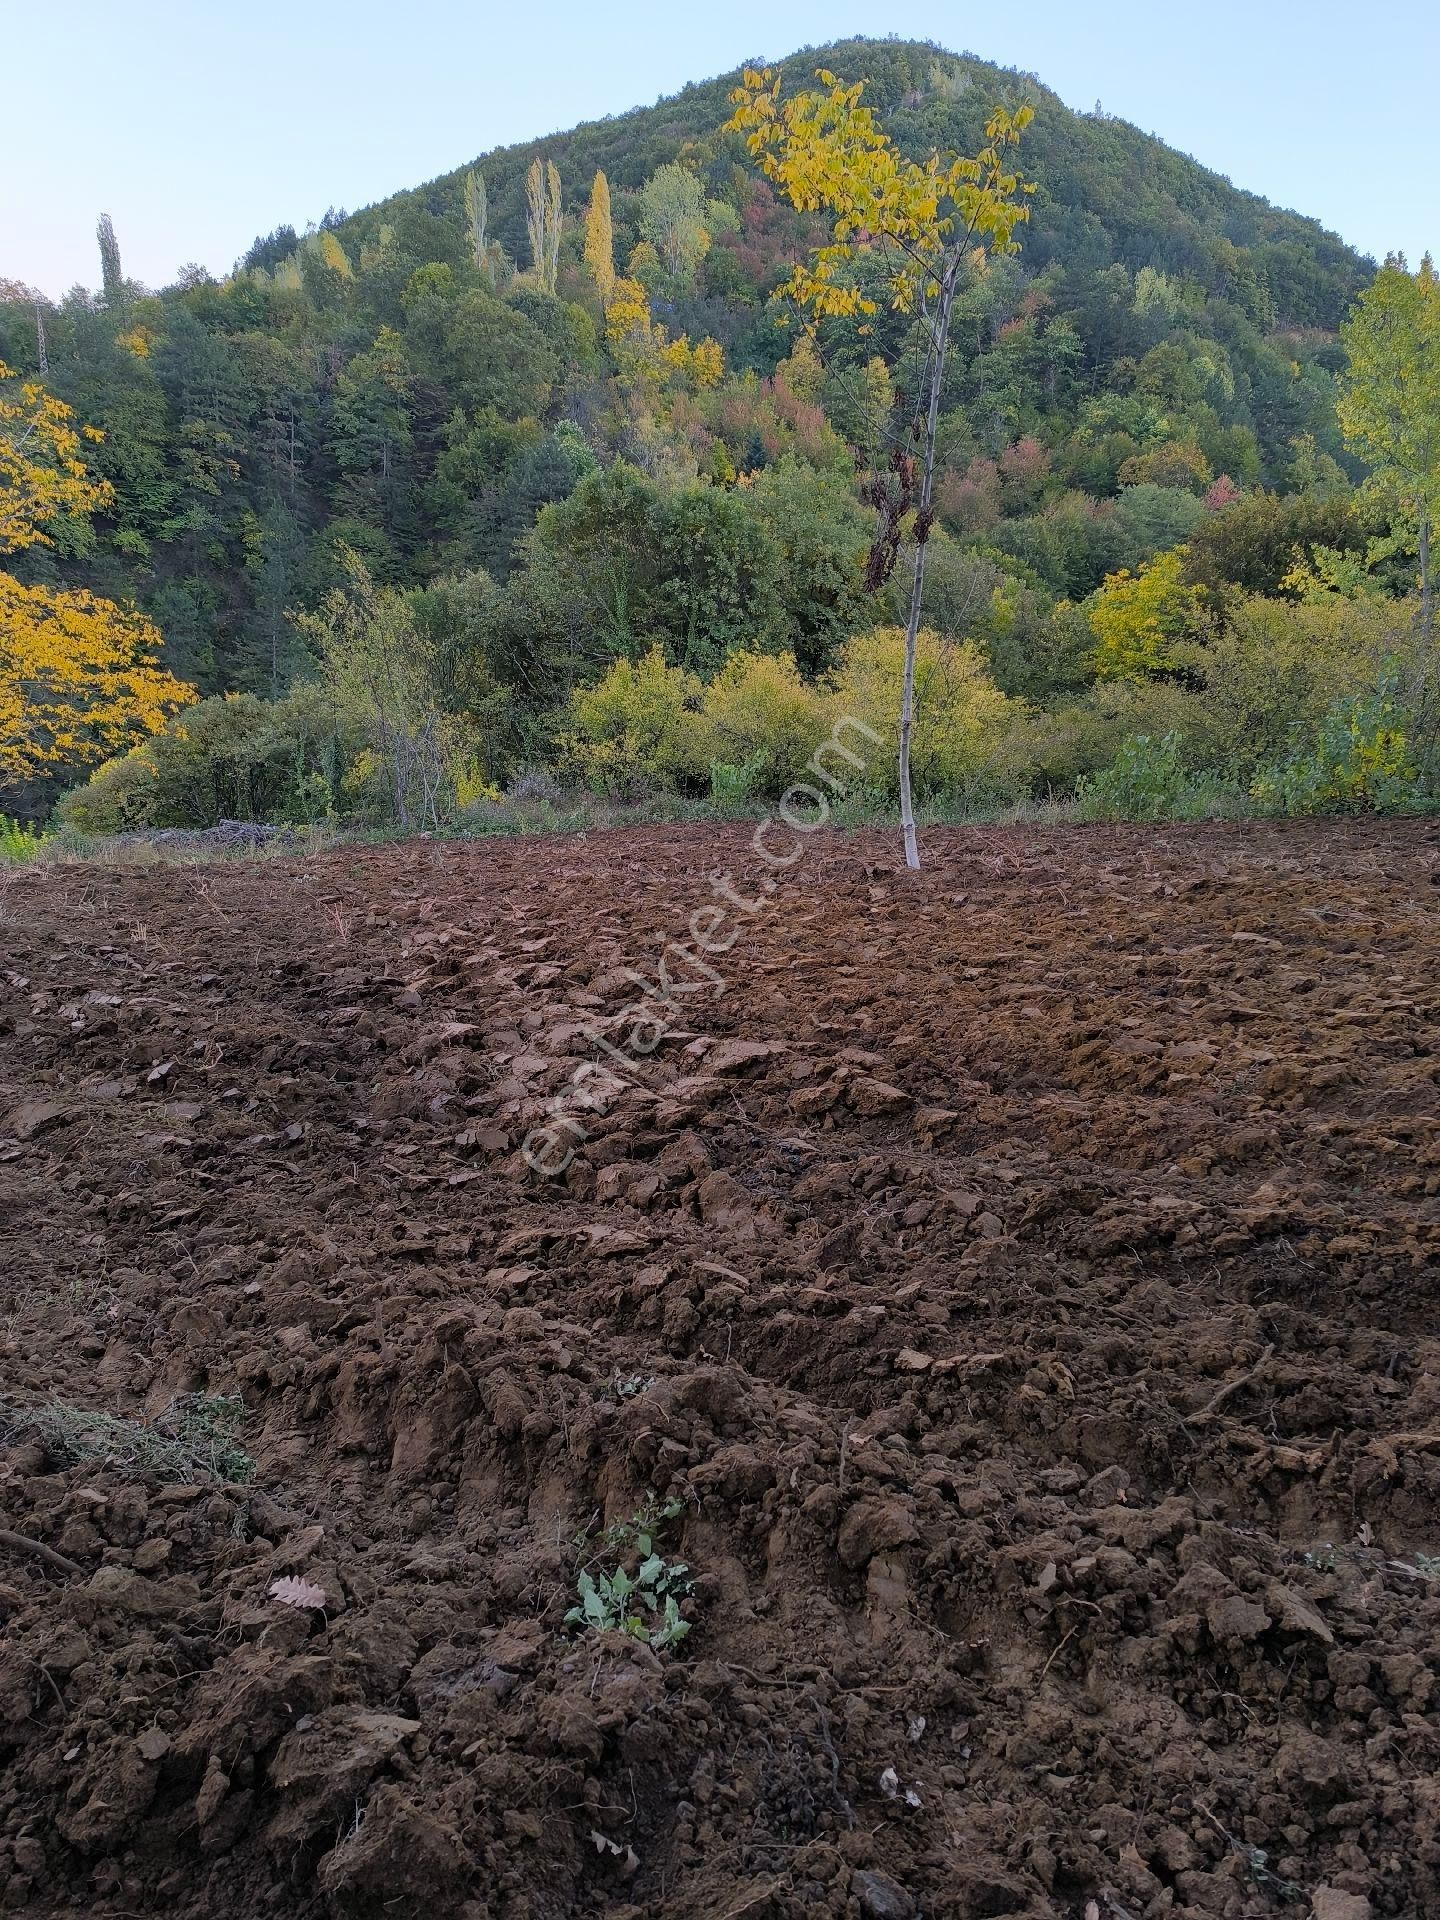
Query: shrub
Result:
<box><xmin>709</xmin><ymin>759</ymin><xmax>763</xmax><ymax>808</ymax></box>
<box><xmin>58</xmin><ymin>743</ymin><xmax>166</xmax><ymax>834</ymax></box>
<box><xmin>561</xmin><ymin>646</ymin><xmax>708</xmax><ymax>793</ymax></box>
<box><xmin>1182</xmin><ymin>594</ymin><xmax>1413</xmax><ymax>780</ymax></box>
<box><xmin>506</xmin><ymin>766</ymin><xmax>565</xmax><ymax>804</ymax></box>
<box><xmin>977</xmin><ymin>585</ymin><xmax>1094</xmax><ymax>702</ymax></box>
<box><xmin>1076</xmin><ymin>731</ymin><xmax>1222</xmax><ymax>822</ymax></box>
<box><xmin>1252</xmin><ymin>685</ymin><xmax>1423</xmax><ymax>815</ymax></box>
<box><xmin>699</xmin><ymin>649</ymin><xmax>829</xmax><ymax>796</ymax></box>
<box><xmin>829</xmin><ymin>627</ymin><xmax>1026</xmax><ymax>803</ymax></box>
<box><xmin>0</xmin><ymin>816</ymin><xmax>46</xmax><ymax>862</ymax></box>
<box><xmin>1014</xmin><ymin>703</ymin><xmax>1130</xmax><ymax>796</ymax></box>
<box><xmin>59</xmin><ymin>685</ymin><xmax>351</xmax><ymax>834</ymax></box>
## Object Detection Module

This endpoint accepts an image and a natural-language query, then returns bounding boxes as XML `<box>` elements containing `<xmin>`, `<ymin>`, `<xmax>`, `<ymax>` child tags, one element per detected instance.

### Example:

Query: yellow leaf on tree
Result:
<box><xmin>723</xmin><ymin>68</ymin><xmax>1033</xmax><ymax>325</ymax></box>
<box><xmin>1087</xmin><ymin>550</ymin><xmax>1202</xmax><ymax>680</ymax></box>
<box><xmin>0</xmin><ymin>573</ymin><xmax>196</xmax><ymax>783</ymax></box>
<box><xmin>1</xmin><ymin>361</ymin><xmax>195</xmax><ymax>783</ymax></box>
<box><xmin>0</xmin><ymin>358</ymin><xmax>114</xmax><ymax>553</ymax></box>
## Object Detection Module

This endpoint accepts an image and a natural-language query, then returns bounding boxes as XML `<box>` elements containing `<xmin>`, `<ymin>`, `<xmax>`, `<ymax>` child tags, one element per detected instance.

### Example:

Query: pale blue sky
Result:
<box><xmin>7</xmin><ymin>0</ymin><xmax>1437</xmax><ymax>298</ymax></box>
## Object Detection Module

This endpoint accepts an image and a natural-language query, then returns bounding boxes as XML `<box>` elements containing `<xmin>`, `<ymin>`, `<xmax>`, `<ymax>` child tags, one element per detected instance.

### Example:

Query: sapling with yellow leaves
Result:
<box><xmin>725</xmin><ymin>67</ymin><xmax>1033</xmax><ymax>865</ymax></box>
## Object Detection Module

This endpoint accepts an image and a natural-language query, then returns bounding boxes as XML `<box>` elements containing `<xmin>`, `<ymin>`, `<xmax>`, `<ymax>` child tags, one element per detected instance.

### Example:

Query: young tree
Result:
<box><xmin>726</xmin><ymin>68</ymin><xmax>1032</xmax><ymax>866</ymax></box>
<box><xmin>545</xmin><ymin>162</ymin><xmax>562</xmax><ymax>292</ymax></box>
<box><xmin>583</xmin><ymin>170</ymin><xmax>615</xmax><ymax>299</ymax></box>
<box><xmin>464</xmin><ymin>167</ymin><xmax>488</xmax><ymax>270</ymax></box>
<box><xmin>1338</xmin><ymin>254</ymin><xmax>1440</xmax><ymax>640</ymax></box>
<box><xmin>1</xmin><ymin>361</ymin><xmax>193</xmax><ymax>783</ymax></box>
<box><xmin>294</xmin><ymin>546</ymin><xmax>449</xmax><ymax>830</ymax></box>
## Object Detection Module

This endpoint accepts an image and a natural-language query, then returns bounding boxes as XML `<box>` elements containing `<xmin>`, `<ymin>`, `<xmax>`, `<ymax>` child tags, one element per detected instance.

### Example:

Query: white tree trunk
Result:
<box><xmin>898</xmin><ymin>254</ymin><xmax>964</xmax><ymax>871</ymax></box>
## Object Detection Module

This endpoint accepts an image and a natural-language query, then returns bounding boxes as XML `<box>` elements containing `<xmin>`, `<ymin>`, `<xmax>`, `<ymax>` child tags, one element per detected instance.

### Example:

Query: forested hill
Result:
<box><xmin>1</xmin><ymin>36</ymin><xmax>1374</xmax><ymax>708</ymax></box>
<box><xmin>345</xmin><ymin>39</ymin><xmax>1367</xmax><ymax>333</ymax></box>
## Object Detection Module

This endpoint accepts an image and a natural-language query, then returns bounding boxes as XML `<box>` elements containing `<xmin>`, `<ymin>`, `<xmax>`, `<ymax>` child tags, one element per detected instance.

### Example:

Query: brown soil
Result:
<box><xmin>2</xmin><ymin>820</ymin><xmax>1439</xmax><ymax>1920</ymax></box>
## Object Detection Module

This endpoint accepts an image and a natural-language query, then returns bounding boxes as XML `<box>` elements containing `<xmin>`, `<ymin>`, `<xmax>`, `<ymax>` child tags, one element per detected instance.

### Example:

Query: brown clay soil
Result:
<box><xmin>2</xmin><ymin>820</ymin><xmax>1440</xmax><ymax>1920</ymax></box>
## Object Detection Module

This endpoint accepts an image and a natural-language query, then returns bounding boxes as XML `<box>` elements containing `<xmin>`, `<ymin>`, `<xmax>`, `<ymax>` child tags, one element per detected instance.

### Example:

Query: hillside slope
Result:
<box><xmin>1</xmin><ymin>36</ymin><xmax>1376</xmax><ymax>793</ymax></box>
<box><xmin>343</xmin><ymin>38</ymin><xmax>1368</xmax><ymax>331</ymax></box>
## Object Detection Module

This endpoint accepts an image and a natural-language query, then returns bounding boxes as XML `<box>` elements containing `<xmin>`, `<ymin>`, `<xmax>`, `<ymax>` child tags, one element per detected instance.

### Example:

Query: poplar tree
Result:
<box><xmin>584</xmin><ymin>170</ymin><xmax>615</xmax><ymax>298</ymax></box>
<box><xmin>545</xmin><ymin>161</ymin><xmax>562</xmax><ymax>293</ymax></box>
<box><xmin>526</xmin><ymin>159</ymin><xmax>563</xmax><ymax>293</ymax></box>
<box><xmin>464</xmin><ymin>168</ymin><xmax>501</xmax><ymax>286</ymax></box>
<box><xmin>96</xmin><ymin>212</ymin><xmax>125</xmax><ymax>309</ymax></box>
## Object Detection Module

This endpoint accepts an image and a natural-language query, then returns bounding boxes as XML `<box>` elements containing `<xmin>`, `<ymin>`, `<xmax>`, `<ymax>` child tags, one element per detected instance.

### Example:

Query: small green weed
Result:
<box><xmin>709</xmin><ymin>757</ymin><xmax>765</xmax><ymax>812</ymax></box>
<box><xmin>567</xmin><ymin>1495</ymin><xmax>693</xmax><ymax>1651</ymax></box>
<box><xmin>1239</xmin><ymin>1845</ymin><xmax>1303</xmax><ymax>1901</ymax></box>
<box><xmin>565</xmin><ymin>1559</ymin><xmax>693</xmax><ymax>1650</ymax></box>
<box><xmin>573</xmin><ymin>1492</ymin><xmax>685</xmax><ymax>1560</ymax></box>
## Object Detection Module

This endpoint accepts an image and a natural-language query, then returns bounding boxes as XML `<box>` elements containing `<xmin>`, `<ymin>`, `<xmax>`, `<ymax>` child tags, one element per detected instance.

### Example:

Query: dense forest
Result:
<box><xmin>4</xmin><ymin>35</ymin><xmax>1436</xmax><ymax>834</ymax></box>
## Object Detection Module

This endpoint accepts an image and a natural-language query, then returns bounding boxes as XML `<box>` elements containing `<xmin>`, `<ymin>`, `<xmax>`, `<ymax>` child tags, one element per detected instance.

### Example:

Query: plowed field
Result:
<box><xmin>2</xmin><ymin>820</ymin><xmax>1439</xmax><ymax>1920</ymax></box>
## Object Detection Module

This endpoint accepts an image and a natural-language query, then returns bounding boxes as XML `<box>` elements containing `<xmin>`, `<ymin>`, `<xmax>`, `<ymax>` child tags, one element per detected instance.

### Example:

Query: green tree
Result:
<box><xmin>439</xmin><ymin>290</ymin><xmax>560</xmax><ymax>416</ymax></box>
<box><xmin>463</xmin><ymin>168</ymin><xmax>504</xmax><ymax>286</ymax></box>
<box><xmin>638</xmin><ymin>164</ymin><xmax>710</xmax><ymax>286</ymax></box>
<box><xmin>96</xmin><ymin>213</ymin><xmax>125</xmax><ymax>310</ymax></box>
<box><xmin>1338</xmin><ymin>255</ymin><xmax>1440</xmax><ymax>637</ymax></box>
<box><xmin>330</xmin><ymin>328</ymin><xmax>414</xmax><ymax>529</ymax></box>
<box><xmin>749</xmin><ymin>456</ymin><xmax>873</xmax><ymax>672</ymax></box>
<box><xmin>464</xmin><ymin>168</ymin><xmax>488</xmax><ymax>271</ymax></box>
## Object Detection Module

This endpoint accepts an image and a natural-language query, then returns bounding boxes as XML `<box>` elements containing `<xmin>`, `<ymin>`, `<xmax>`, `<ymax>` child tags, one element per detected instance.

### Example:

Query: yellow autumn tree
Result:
<box><xmin>1</xmin><ymin>360</ymin><xmax>194</xmax><ymax>785</ymax></box>
<box><xmin>603</xmin><ymin>277</ymin><xmax>724</xmax><ymax>391</ymax></box>
<box><xmin>0</xmin><ymin>364</ymin><xmax>111</xmax><ymax>551</ymax></box>
<box><xmin>1087</xmin><ymin>550</ymin><xmax>1203</xmax><ymax>680</ymax></box>
<box><xmin>317</xmin><ymin>230</ymin><xmax>353</xmax><ymax>280</ymax></box>
<box><xmin>584</xmin><ymin>170</ymin><xmax>615</xmax><ymax>299</ymax></box>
